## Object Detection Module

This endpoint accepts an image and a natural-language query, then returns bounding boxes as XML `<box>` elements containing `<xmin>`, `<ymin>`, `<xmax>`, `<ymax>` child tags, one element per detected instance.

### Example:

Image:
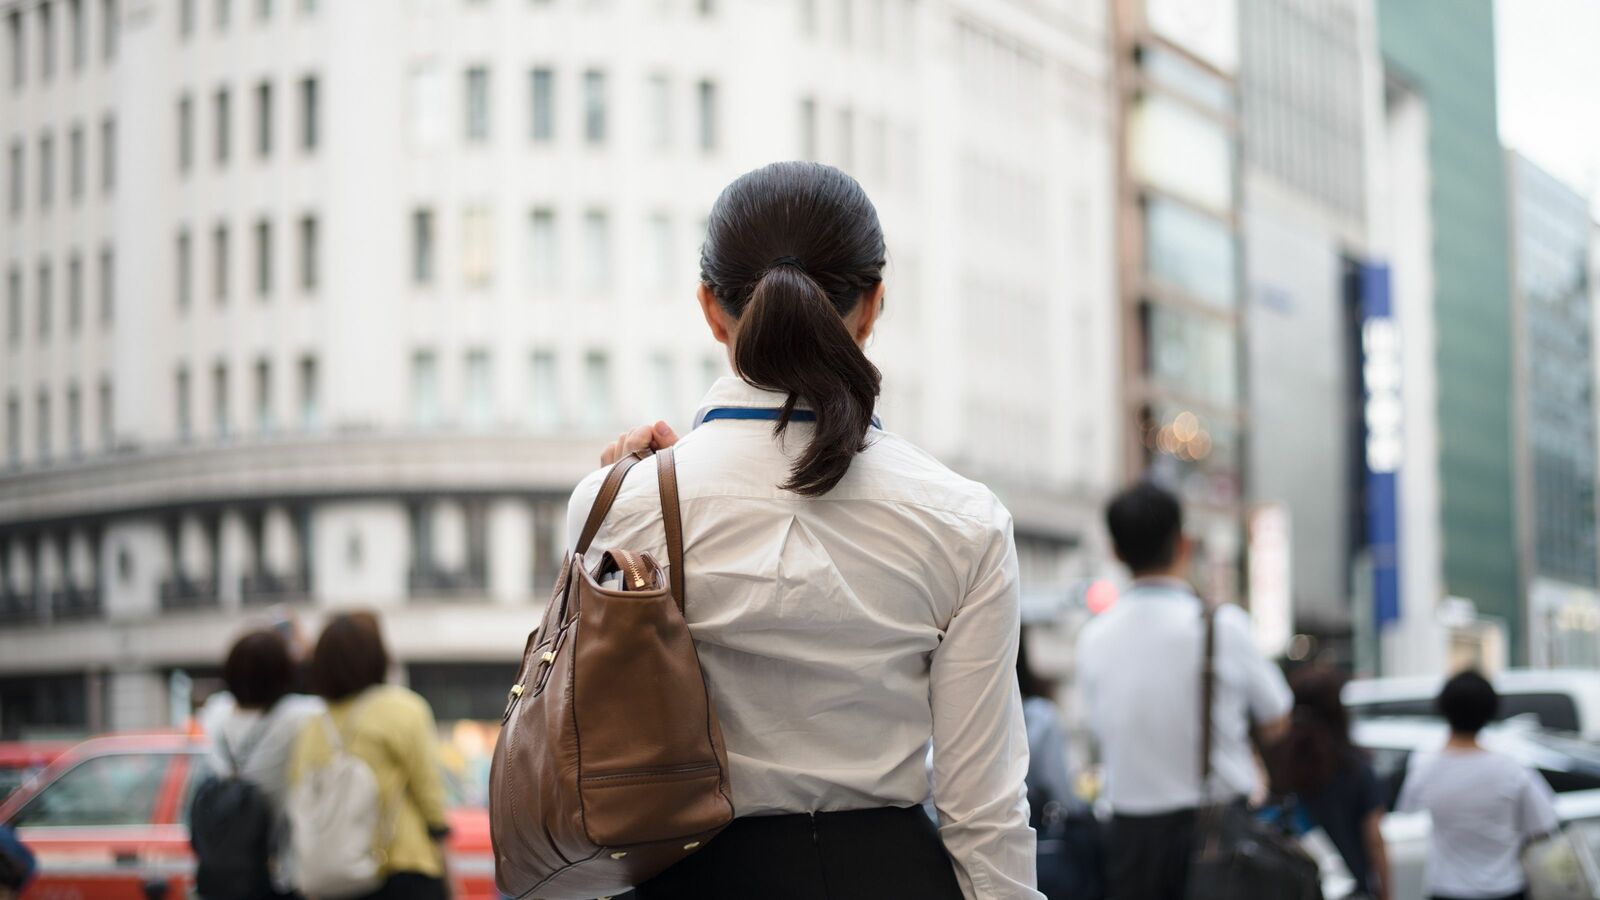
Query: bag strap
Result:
<box><xmin>1200</xmin><ymin>603</ymin><xmax>1217</xmax><ymax>802</ymax></box>
<box><xmin>657</xmin><ymin>447</ymin><xmax>686</xmax><ymax>613</ymax></box>
<box><xmin>575</xmin><ymin>450</ymin><xmax>650</xmax><ymax>555</ymax></box>
<box><xmin>229</xmin><ymin>699</ymin><xmax>280</xmax><ymax>775</ymax></box>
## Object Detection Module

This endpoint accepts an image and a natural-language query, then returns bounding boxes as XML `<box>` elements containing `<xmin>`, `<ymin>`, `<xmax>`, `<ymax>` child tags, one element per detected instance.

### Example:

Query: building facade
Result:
<box><xmin>1109</xmin><ymin>0</ymin><xmax>1248</xmax><ymax>604</ymax></box>
<box><xmin>1376</xmin><ymin>0</ymin><xmax>1522</xmax><ymax>658</ymax></box>
<box><xmin>1237</xmin><ymin>0</ymin><xmax>1378</xmax><ymax>660</ymax></box>
<box><xmin>1508</xmin><ymin>151</ymin><xmax>1600</xmax><ymax>668</ymax></box>
<box><xmin>0</xmin><ymin>0</ymin><xmax>1117</xmax><ymax>735</ymax></box>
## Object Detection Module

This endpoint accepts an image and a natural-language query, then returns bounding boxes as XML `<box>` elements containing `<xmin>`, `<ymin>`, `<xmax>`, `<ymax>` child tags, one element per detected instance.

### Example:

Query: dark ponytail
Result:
<box><xmin>701</xmin><ymin>162</ymin><xmax>885</xmax><ymax>496</ymax></box>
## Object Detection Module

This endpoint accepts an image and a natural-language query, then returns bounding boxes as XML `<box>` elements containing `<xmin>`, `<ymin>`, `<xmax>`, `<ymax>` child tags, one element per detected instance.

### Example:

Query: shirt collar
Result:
<box><xmin>1126</xmin><ymin>576</ymin><xmax>1197</xmax><ymax>597</ymax></box>
<box><xmin>692</xmin><ymin>377</ymin><xmax>884</xmax><ymax>430</ymax></box>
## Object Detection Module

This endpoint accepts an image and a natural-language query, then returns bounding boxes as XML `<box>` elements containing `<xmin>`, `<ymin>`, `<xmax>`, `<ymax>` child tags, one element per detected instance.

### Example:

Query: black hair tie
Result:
<box><xmin>770</xmin><ymin>256</ymin><xmax>807</xmax><ymax>273</ymax></box>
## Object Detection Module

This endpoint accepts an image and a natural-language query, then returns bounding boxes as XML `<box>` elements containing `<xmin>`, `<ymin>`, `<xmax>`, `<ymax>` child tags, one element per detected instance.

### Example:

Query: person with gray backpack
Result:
<box><xmin>287</xmin><ymin>612</ymin><xmax>452</xmax><ymax>900</ymax></box>
<box><xmin>193</xmin><ymin>629</ymin><xmax>325</xmax><ymax>900</ymax></box>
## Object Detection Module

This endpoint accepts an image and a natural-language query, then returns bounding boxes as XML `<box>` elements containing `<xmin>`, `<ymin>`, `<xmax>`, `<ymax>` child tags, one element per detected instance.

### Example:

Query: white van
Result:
<box><xmin>1344</xmin><ymin>669</ymin><xmax>1600</xmax><ymax>738</ymax></box>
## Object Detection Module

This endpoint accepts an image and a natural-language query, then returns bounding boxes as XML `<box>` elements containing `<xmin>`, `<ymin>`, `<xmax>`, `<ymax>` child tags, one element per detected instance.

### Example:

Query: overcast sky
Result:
<box><xmin>1495</xmin><ymin>0</ymin><xmax>1600</xmax><ymax>213</ymax></box>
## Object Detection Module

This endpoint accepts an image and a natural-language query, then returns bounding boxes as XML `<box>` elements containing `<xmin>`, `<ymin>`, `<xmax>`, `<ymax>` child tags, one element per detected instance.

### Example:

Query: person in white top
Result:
<box><xmin>1397</xmin><ymin>670</ymin><xmax>1559</xmax><ymax>900</ymax></box>
<box><xmin>1075</xmin><ymin>481</ymin><xmax>1293</xmax><ymax>900</ymax></box>
<box><xmin>579</xmin><ymin>161</ymin><xmax>1039</xmax><ymax>900</ymax></box>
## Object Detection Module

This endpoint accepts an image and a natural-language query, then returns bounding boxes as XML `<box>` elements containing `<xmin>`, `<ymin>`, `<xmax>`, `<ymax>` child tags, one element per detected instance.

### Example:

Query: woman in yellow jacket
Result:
<box><xmin>289</xmin><ymin>612</ymin><xmax>452</xmax><ymax>900</ymax></box>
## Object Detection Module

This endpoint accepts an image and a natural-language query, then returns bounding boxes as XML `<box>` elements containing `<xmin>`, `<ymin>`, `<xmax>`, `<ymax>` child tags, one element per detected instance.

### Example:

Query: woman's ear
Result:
<box><xmin>851</xmin><ymin>283</ymin><xmax>887</xmax><ymax>346</ymax></box>
<box><xmin>698</xmin><ymin>284</ymin><xmax>734</xmax><ymax>346</ymax></box>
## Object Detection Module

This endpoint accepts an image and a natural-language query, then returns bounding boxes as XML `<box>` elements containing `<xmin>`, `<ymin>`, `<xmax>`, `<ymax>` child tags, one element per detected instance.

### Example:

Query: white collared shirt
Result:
<box><xmin>567</xmin><ymin>377</ymin><xmax>1041</xmax><ymax>900</ymax></box>
<box><xmin>1075</xmin><ymin>580</ymin><xmax>1292</xmax><ymax>815</ymax></box>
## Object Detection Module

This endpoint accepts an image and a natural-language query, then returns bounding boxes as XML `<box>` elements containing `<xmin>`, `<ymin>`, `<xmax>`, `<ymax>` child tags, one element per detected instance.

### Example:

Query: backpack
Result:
<box><xmin>286</xmin><ymin>698</ymin><xmax>388</xmax><ymax>899</ymax></box>
<box><xmin>189</xmin><ymin>711</ymin><xmax>278</xmax><ymax>900</ymax></box>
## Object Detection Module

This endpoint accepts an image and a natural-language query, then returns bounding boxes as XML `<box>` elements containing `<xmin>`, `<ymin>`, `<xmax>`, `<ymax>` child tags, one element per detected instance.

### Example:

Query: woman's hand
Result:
<box><xmin>600</xmin><ymin>421</ymin><xmax>680</xmax><ymax>466</ymax></box>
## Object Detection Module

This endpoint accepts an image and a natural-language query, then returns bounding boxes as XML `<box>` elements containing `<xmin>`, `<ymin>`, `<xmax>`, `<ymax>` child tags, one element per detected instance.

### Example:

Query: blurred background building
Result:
<box><xmin>1</xmin><ymin>0</ymin><xmax>1598</xmax><ymax>738</ymax></box>
<box><xmin>0</xmin><ymin>0</ymin><xmax>1117</xmax><ymax>735</ymax></box>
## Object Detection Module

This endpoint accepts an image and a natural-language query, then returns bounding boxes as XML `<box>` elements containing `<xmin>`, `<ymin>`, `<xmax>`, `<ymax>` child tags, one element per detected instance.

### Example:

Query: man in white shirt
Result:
<box><xmin>1076</xmin><ymin>482</ymin><xmax>1292</xmax><ymax>900</ymax></box>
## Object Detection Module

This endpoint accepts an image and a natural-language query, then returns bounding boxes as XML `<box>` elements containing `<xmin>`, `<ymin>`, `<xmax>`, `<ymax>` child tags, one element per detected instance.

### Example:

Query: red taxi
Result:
<box><xmin>0</xmin><ymin>733</ymin><xmax>497</xmax><ymax>900</ymax></box>
<box><xmin>0</xmin><ymin>742</ymin><xmax>71</xmax><ymax>803</ymax></box>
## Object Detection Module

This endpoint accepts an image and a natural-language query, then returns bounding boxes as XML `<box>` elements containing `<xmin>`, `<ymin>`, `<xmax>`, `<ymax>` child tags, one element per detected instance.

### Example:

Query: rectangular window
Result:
<box><xmin>646</xmin><ymin>73</ymin><xmax>670</xmax><ymax>150</ymax></box>
<box><xmin>298</xmin><ymin>214</ymin><xmax>318</xmax><ymax>291</ymax></box>
<box><xmin>253</xmin><ymin>218</ymin><xmax>272</xmax><ymax>297</ymax></box>
<box><xmin>254</xmin><ymin>80</ymin><xmax>272</xmax><ymax>157</ymax></box>
<box><xmin>99</xmin><ymin>115</ymin><xmax>114</xmax><ymax>192</ymax></box>
<box><xmin>650</xmin><ymin>353</ymin><xmax>675</xmax><ymax>421</ymax></box>
<box><xmin>100</xmin><ymin>0</ymin><xmax>115</xmax><ymax>61</ymax></box>
<box><xmin>212</xmin><ymin>224</ymin><xmax>230</xmax><ymax>303</ymax></box>
<box><xmin>463</xmin><ymin>349</ymin><xmax>492</xmax><ymax>427</ymax></box>
<box><xmin>528</xmin><ymin>207</ymin><xmax>557</xmax><ymax>295</ymax></box>
<box><xmin>36</xmin><ymin>261</ymin><xmax>51</xmax><ymax>338</ymax></box>
<box><xmin>299</xmin><ymin>75</ymin><xmax>319</xmax><ymax>151</ymax></box>
<box><xmin>98</xmin><ymin>378</ymin><xmax>112</xmax><ymax>450</ymax></box>
<box><xmin>212</xmin><ymin>361</ymin><xmax>229</xmax><ymax>437</ymax></box>
<box><xmin>68</xmin><ymin>125</ymin><xmax>82</xmax><ymax>198</ymax></box>
<box><xmin>214</xmin><ymin>0</ymin><xmax>229</xmax><ymax>29</ymax></box>
<box><xmin>297</xmin><ymin>354</ymin><xmax>318</xmax><ymax>429</ymax></box>
<box><xmin>6</xmin><ymin>267</ymin><xmax>19</xmax><ymax>343</ymax></box>
<box><xmin>799</xmin><ymin>97</ymin><xmax>817</xmax><ymax>160</ymax></box>
<box><xmin>583</xmin><ymin>209</ymin><xmax>610</xmax><ymax>294</ymax></box>
<box><xmin>696</xmin><ymin>79</ymin><xmax>717</xmax><ymax>153</ymax></box>
<box><xmin>464</xmin><ymin>66</ymin><xmax>490</xmax><ymax>142</ymax></box>
<box><xmin>583</xmin><ymin>70</ymin><xmax>607</xmax><ymax>145</ymax></box>
<box><xmin>8</xmin><ymin>11</ymin><xmax>22</xmax><ymax>89</ymax></box>
<box><xmin>583</xmin><ymin>351</ymin><xmax>612</xmax><ymax>428</ymax></box>
<box><xmin>257</xmin><ymin>0</ymin><xmax>272</xmax><ymax>20</ymax></box>
<box><xmin>214</xmin><ymin>88</ymin><xmax>231</xmax><ymax>165</ymax></box>
<box><xmin>411</xmin><ymin>208</ymin><xmax>434</xmax><ymax>285</ymax></box>
<box><xmin>647</xmin><ymin>212</ymin><xmax>672</xmax><ymax>292</ymax></box>
<box><xmin>835</xmin><ymin>106</ymin><xmax>854</xmax><ymax>170</ymax></box>
<box><xmin>8</xmin><ymin>141</ymin><xmax>21</xmax><ymax>214</ymax></box>
<box><xmin>462</xmin><ymin>205</ymin><xmax>493</xmax><ymax>287</ymax></box>
<box><xmin>36</xmin><ymin>390</ymin><xmax>51</xmax><ymax>462</ymax></box>
<box><xmin>529</xmin><ymin>350</ymin><xmax>559</xmax><ymax>430</ymax></box>
<box><xmin>407</xmin><ymin>64</ymin><xmax>443</xmax><ymax>149</ymax></box>
<box><xmin>39</xmin><ymin>2</ymin><xmax>54</xmax><ymax>81</ymax></box>
<box><xmin>68</xmin><ymin>0</ymin><xmax>84</xmax><ymax>68</ymax></box>
<box><xmin>1143</xmin><ymin>197</ymin><xmax>1236</xmax><ymax>309</ymax></box>
<box><xmin>98</xmin><ymin>246</ymin><xmax>112</xmax><ymax>324</ymax></box>
<box><xmin>177</xmin><ymin>94</ymin><xmax>193</xmax><ymax>172</ymax></box>
<box><xmin>66</xmin><ymin>383</ymin><xmax>81</xmax><ymax>457</ymax></box>
<box><xmin>66</xmin><ymin>253</ymin><xmax>81</xmax><ymax>332</ymax></box>
<box><xmin>254</xmin><ymin>357</ymin><xmax>272</xmax><ymax>433</ymax></box>
<box><xmin>176</xmin><ymin>229</ymin><xmax>192</xmax><ymax>309</ymax></box>
<box><xmin>529</xmin><ymin>67</ymin><xmax>554</xmax><ymax>142</ymax></box>
<box><xmin>5</xmin><ymin>394</ymin><xmax>18</xmax><ymax>467</ymax></box>
<box><xmin>6</xmin><ymin>264</ymin><xmax>20</xmax><ymax>341</ymax></box>
<box><xmin>176</xmin><ymin>366</ymin><xmax>192</xmax><ymax>441</ymax></box>
<box><xmin>411</xmin><ymin>351</ymin><xmax>440</xmax><ymax>428</ymax></box>
<box><xmin>180</xmin><ymin>0</ymin><xmax>195</xmax><ymax>36</ymax></box>
<box><xmin>37</xmin><ymin>132</ymin><xmax>52</xmax><ymax>209</ymax></box>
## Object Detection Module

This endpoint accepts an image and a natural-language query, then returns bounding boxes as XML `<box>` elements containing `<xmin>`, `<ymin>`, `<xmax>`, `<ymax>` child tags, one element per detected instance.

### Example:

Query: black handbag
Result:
<box><xmin>1185</xmin><ymin>607</ymin><xmax>1324</xmax><ymax>900</ymax></box>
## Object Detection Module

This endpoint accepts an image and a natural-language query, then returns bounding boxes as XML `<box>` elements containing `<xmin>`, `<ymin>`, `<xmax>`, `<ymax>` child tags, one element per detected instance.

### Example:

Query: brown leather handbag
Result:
<box><xmin>489</xmin><ymin>448</ymin><xmax>734</xmax><ymax>900</ymax></box>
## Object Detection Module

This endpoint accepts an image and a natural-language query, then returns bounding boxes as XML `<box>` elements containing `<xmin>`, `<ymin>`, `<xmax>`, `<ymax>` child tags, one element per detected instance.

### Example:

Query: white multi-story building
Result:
<box><xmin>0</xmin><ymin>0</ymin><xmax>1116</xmax><ymax>734</ymax></box>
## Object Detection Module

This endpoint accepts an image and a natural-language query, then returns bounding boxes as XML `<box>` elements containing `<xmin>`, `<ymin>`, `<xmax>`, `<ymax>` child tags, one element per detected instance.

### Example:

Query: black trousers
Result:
<box><xmin>1106</xmin><ymin>807</ymin><xmax>1198</xmax><ymax>900</ymax></box>
<box><xmin>352</xmin><ymin>873</ymin><xmax>448</xmax><ymax>900</ymax></box>
<box><xmin>632</xmin><ymin>805</ymin><xmax>964</xmax><ymax>900</ymax></box>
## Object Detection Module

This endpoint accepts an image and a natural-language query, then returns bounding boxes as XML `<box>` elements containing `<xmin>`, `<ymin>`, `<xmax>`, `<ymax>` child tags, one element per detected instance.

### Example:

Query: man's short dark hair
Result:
<box><xmin>223</xmin><ymin>629</ymin><xmax>294</xmax><ymax>710</ymax></box>
<box><xmin>1105</xmin><ymin>481</ymin><xmax>1184</xmax><ymax>575</ymax></box>
<box><xmin>1437</xmin><ymin>670</ymin><xmax>1499</xmax><ymax>735</ymax></box>
<box><xmin>310</xmin><ymin>612</ymin><xmax>389</xmax><ymax>702</ymax></box>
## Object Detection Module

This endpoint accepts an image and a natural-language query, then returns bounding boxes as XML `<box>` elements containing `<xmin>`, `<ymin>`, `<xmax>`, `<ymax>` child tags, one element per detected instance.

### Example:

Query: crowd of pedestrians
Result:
<box><xmin>189</xmin><ymin>611</ymin><xmax>450</xmax><ymax>900</ymax></box>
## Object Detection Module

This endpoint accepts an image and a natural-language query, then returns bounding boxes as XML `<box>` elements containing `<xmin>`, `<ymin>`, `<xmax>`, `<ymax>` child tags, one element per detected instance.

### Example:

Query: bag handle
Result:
<box><xmin>657</xmin><ymin>447</ymin><xmax>686</xmax><ymax>613</ymax></box>
<box><xmin>571</xmin><ymin>446</ymin><xmax>686</xmax><ymax>612</ymax></box>
<box><xmin>575</xmin><ymin>450</ymin><xmax>650</xmax><ymax>555</ymax></box>
<box><xmin>1199</xmin><ymin>604</ymin><xmax>1217</xmax><ymax>802</ymax></box>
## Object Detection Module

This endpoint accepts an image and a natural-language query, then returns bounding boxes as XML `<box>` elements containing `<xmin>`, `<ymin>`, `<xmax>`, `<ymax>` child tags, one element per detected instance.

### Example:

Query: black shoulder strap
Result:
<box><xmin>226</xmin><ymin>699</ymin><xmax>281</xmax><ymax>776</ymax></box>
<box><xmin>1200</xmin><ymin>604</ymin><xmax>1217</xmax><ymax>800</ymax></box>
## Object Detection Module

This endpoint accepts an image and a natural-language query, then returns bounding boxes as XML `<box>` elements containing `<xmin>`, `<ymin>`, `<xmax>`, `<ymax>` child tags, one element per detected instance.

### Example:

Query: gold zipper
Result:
<box><xmin>617</xmin><ymin>552</ymin><xmax>649</xmax><ymax>590</ymax></box>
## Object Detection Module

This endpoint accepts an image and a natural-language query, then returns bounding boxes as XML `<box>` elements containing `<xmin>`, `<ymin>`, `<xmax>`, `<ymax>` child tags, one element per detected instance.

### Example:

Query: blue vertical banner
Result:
<box><xmin>1359</xmin><ymin>263</ymin><xmax>1402</xmax><ymax>628</ymax></box>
